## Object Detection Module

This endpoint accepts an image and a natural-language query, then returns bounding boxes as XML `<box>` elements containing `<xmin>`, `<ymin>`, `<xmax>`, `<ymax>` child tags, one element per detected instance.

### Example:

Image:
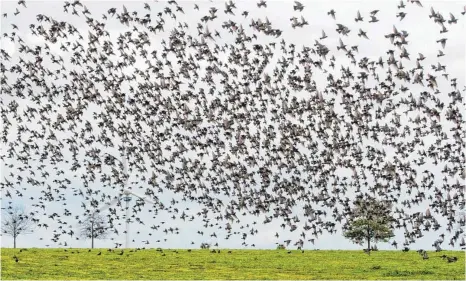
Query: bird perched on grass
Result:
<box><xmin>422</xmin><ymin>252</ymin><xmax>429</xmax><ymax>260</ymax></box>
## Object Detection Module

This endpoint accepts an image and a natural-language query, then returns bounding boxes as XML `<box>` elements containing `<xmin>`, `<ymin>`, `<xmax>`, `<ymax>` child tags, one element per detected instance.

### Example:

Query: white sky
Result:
<box><xmin>0</xmin><ymin>0</ymin><xmax>465</xmax><ymax>250</ymax></box>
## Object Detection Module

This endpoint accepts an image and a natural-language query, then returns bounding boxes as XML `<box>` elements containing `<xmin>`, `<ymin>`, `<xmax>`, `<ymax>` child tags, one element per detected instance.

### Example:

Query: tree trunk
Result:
<box><xmin>91</xmin><ymin>221</ymin><xmax>94</xmax><ymax>249</ymax></box>
<box><xmin>14</xmin><ymin>236</ymin><xmax>16</xmax><ymax>249</ymax></box>
<box><xmin>367</xmin><ymin>227</ymin><xmax>370</xmax><ymax>255</ymax></box>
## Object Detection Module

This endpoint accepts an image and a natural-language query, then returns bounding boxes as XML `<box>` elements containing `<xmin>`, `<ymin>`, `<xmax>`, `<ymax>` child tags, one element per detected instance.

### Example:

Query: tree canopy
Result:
<box><xmin>343</xmin><ymin>196</ymin><xmax>395</xmax><ymax>251</ymax></box>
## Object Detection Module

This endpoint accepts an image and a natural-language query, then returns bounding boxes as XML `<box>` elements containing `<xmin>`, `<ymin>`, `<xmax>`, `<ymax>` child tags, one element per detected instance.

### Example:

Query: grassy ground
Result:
<box><xmin>1</xmin><ymin>248</ymin><xmax>464</xmax><ymax>280</ymax></box>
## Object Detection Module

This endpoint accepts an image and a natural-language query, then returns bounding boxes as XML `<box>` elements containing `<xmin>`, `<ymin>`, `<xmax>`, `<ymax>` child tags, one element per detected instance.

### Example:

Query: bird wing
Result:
<box><xmin>96</xmin><ymin>197</ymin><xmax>120</xmax><ymax>214</ymax></box>
<box><xmin>125</xmin><ymin>189</ymin><xmax>155</xmax><ymax>204</ymax></box>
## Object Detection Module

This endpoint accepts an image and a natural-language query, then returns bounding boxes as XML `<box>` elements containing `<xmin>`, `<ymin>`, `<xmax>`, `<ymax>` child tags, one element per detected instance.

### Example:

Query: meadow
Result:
<box><xmin>1</xmin><ymin>248</ymin><xmax>464</xmax><ymax>280</ymax></box>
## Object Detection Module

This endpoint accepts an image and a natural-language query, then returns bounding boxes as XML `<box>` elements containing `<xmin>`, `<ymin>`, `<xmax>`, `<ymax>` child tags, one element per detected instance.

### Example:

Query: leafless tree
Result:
<box><xmin>79</xmin><ymin>214</ymin><xmax>110</xmax><ymax>248</ymax></box>
<box><xmin>1</xmin><ymin>206</ymin><xmax>35</xmax><ymax>248</ymax></box>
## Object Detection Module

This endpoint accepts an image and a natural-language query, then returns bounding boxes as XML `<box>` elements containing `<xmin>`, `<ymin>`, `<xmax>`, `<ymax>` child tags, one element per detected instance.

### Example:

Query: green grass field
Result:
<box><xmin>1</xmin><ymin>248</ymin><xmax>464</xmax><ymax>280</ymax></box>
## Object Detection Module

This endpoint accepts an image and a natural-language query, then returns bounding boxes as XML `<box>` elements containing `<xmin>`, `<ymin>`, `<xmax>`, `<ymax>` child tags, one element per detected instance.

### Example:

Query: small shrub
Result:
<box><xmin>200</xmin><ymin>243</ymin><xmax>210</xmax><ymax>249</ymax></box>
<box><xmin>276</xmin><ymin>244</ymin><xmax>286</xmax><ymax>250</ymax></box>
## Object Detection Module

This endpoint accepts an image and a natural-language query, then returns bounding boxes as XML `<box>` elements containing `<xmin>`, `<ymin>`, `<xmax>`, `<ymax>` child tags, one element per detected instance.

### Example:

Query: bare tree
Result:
<box><xmin>2</xmin><ymin>206</ymin><xmax>35</xmax><ymax>248</ymax></box>
<box><xmin>454</xmin><ymin>207</ymin><xmax>465</xmax><ymax>248</ymax></box>
<box><xmin>79</xmin><ymin>214</ymin><xmax>110</xmax><ymax>248</ymax></box>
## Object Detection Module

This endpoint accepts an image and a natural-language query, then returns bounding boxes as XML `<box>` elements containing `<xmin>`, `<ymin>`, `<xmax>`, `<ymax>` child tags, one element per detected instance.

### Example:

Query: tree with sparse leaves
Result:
<box><xmin>1</xmin><ymin>206</ymin><xmax>35</xmax><ymax>248</ymax></box>
<box><xmin>343</xmin><ymin>196</ymin><xmax>395</xmax><ymax>253</ymax></box>
<box><xmin>79</xmin><ymin>214</ymin><xmax>110</xmax><ymax>248</ymax></box>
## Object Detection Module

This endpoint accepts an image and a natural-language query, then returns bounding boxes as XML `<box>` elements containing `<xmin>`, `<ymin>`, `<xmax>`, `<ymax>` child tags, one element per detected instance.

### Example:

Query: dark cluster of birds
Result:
<box><xmin>0</xmin><ymin>0</ymin><xmax>465</xmax><ymax>251</ymax></box>
<box><xmin>440</xmin><ymin>254</ymin><xmax>458</xmax><ymax>263</ymax></box>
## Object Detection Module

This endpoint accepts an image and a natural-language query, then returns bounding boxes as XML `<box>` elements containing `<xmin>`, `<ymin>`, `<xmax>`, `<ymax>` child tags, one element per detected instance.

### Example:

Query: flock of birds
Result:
<box><xmin>1</xmin><ymin>0</ymin><xmax>465</xmax><ymax>254</ymax></box>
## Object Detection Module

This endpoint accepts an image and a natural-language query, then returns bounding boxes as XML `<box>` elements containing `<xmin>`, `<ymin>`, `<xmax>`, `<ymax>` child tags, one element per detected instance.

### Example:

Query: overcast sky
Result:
<box><xmin>0</xmin><ymin>0</ymin><xmax>465</xmax><ymax>250</ymax></box>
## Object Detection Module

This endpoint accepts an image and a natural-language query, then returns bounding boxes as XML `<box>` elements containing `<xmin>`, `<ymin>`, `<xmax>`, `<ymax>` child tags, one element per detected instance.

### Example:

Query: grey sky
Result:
<box><xmin>0</xmin><ymin>0</ymin><xmax>465</xmax><ymax>250</ymax></box>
